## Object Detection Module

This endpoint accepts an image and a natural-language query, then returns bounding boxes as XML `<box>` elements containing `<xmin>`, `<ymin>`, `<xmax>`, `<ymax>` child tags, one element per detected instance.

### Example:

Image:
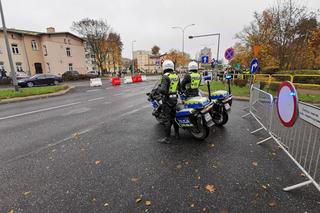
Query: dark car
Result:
<box><xmin>62</xmin><ymin>70</ymin><xmax>80</xmax><ymax>81</ymax></box>
<box><xmin>18</xmin><ymin>74</ymin><xmax>63</xmax><ymax>88</ymax></box>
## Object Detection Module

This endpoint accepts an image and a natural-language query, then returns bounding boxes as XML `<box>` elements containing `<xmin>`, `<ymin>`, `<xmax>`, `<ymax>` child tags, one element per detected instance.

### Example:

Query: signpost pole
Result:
<box><xmin>0</xmin><ymin>0</ymin><xmax>19</xmax><ymax>91</ymax></box>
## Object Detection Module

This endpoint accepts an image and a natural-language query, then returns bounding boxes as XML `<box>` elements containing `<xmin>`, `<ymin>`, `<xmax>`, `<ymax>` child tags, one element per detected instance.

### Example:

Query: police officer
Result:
<box><xmin>181</xmin><ymin>61</ymin><xmax>201</xmax><ymax>98</ymax></box>
<box><xmin>157</xmin><ymin>60</ymin><xmax>180</xmax><ymax>144</ymax></box>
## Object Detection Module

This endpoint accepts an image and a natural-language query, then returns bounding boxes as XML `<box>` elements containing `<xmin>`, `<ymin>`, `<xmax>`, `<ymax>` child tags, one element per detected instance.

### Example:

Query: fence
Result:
<box><xmin>228</xmin><ymin>74</ymin><xmax>320</xmax><ymax>89</ymax></box>
<box><xmin>242</xmin><ymin>85</ymin><xmax>320</xmax><ymax>192</ymax></box>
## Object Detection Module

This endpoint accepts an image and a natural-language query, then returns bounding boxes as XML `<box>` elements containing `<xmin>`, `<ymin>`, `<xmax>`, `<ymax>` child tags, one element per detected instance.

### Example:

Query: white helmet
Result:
<box><xmin>162</xmin><ymin>60</ymin><xmax>174</xmax><ymax>72</ymax></box>
<box><xmin>188</xmin><ymin>61</ymin><xmax>198</xmax><ymax>71</ymax></box>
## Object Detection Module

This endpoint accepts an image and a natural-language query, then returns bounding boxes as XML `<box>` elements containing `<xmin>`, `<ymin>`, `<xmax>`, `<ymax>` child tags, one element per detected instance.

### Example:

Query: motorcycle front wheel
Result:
<box><xmin>189</xmin><ymin>118</ymin><xmax>210</xmax><ymax>141</ymax></box>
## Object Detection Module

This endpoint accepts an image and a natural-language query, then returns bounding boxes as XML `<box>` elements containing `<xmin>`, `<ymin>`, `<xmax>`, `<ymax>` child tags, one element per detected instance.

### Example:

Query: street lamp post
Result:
<box><xmin>172</xmin><ymin>24</ymin><xmax>195</xmax><ymax>56</ymax></box>
<box><xmin>131</xmin><ymin>40</ymin><xmax>136</xmax><ymax>74</ymax></box>
<box><xmin>189</xmin><ymin>33</ymin><xmax>221</xmax><ymax>63</ymax></box>
<box><xmin>0</xmin><ymin>0</ymin><xmax>18</xmax><ymax>91</ymax></box>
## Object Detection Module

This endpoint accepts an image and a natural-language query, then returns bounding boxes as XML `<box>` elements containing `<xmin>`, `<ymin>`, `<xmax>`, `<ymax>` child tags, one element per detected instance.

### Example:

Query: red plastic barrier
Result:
<box><xmin>112</xmin><ymin>77</ymin><xmax>121</xmax><ymax>86</ymax></box>
<box><xmin>131</xmin><ymin>75</ymin><xmax>142</xmax><ymax>83</ymax></box>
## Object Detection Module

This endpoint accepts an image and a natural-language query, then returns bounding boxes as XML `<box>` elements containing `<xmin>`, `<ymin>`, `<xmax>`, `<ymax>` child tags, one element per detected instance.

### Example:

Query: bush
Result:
<box><xmin>261</xmin><ymin>66</ymin><xmax>280</xmax><ymax>75</ymax></box>
<box><xmin>233</xmin><ymin>79</ymin><xmax>248</xmax><ymax>87</ymax></box>
<box><xmin>78</xmin><ymin>74</ymin><xmax>92</xmax><ymax>80</ymax></box>
<box><xmin>260</xmin><ymin>81</ymin><xmax>268</xmax><ymax>90</ymax></box>
<box><xmin>268</xmin><ymin>82</ymin><xmax>281</xmax><ymax>92</ymax></box>
<box><xmin>293</xmin><ymin>76</ymin><xmax>320</xmax><ymax>84</ymax></box>
<box><xmin>0</xmin><ymin>78</ymin><xmax>12</xmax><ymax>85</ymax></box>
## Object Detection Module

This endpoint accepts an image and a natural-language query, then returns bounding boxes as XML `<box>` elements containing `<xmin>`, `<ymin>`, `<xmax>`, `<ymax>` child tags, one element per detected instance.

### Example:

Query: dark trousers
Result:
<box><xmin>162</xmin><ymin>103</ymin><xmax>179</xmax><ymax>137</ymax></box>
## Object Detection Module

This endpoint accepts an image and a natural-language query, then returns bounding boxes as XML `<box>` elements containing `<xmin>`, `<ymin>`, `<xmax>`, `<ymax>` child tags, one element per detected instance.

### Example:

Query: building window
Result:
<box><xmin>16</xmin><ymin>62</ymin><xmax>23</xmax><ymax>72</ymax></box>
<box><xmin>11</xmin><ymin>44</ymin><xmax>19</xmax><ymax>54</ymax></box>
<box><xmin>31</xmin><ymin>40</ymin><xmax>38</xmax><ymax>50</ymax></box>
<box><xmin>47</xmin><ymin>63</ymin><xmax>51</xmax><ymax>73</ymax></box>
<box><xmin>68</xmin><ymin>39</ymin><xmax>71</xmax><ymax>44</ymax></box>
<box><xmin>43</xmin><ymin>45</ymin><xmax>48</xmax><ymax>56</ymax></box>
<box><xmin>64</xmin><ymin>38</ymin><xmax>67</xmax><ymax>44</ymax></box>
<box><xmin>66</xmin><ymin>47</ymin><xmax>71</xmax><ymax>57</ymax></box>
<box><xmin>68</xmin><ymin>63</ymin><xmax>73</xmax><ymax>71</ymax></box>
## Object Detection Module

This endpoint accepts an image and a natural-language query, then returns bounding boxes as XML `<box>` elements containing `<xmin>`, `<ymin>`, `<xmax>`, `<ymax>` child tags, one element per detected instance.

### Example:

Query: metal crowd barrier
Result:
<box><xmin>243</xmin><ymin>85</ymin><xmax>320</xmax><ymax>192</ymax></box>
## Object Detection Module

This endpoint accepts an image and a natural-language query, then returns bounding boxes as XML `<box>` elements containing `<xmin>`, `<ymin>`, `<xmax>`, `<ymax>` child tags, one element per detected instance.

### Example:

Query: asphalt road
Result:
<box><xmin>0</xmin><ymin>80</ymin><xmax>319</xmax><ymax>213</ymax></box>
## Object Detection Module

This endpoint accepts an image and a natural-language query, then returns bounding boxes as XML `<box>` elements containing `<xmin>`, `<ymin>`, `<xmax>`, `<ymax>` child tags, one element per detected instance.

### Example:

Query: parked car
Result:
<box><xmin>18</xmin><ymin>74</ymin><xmax>63</xmax><ymax>87</ymax></box>
<box><xmin>62</xmin><ymin>70</ymin><xmax>80</xmax><ymax>81</ymax></box>
<box><xmin>16</xmin><ymin>71</ymin><xmax>29</xmax><ymax>79</ymax></box>
<box><xmin>87</xmin><ymin>70</ymin><xmax>99</xmax><ymax>77</ymax></box>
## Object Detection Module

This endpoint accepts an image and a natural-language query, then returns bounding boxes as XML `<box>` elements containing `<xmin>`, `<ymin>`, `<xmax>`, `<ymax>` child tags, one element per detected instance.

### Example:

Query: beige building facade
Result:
<box><xmin>133</xmin><ymin>50</ymin><xmax>161</xmax><ymax>73</ymax></box>
<box><xmin>0</xmin><ymin>27</ymin><xmax>87</xmax><ymax>76</ymax></box>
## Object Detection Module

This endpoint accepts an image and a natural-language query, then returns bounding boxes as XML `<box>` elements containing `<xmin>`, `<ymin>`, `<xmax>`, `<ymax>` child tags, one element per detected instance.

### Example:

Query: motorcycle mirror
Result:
<box><xmin>146</xmin><ymin>93</ymin><xmax>150</xmax><ymax>96</ymax></box>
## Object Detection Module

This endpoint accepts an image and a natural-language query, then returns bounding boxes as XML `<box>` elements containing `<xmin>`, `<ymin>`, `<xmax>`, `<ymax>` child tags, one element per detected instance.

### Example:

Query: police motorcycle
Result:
<box><xmin>206</xmin><ymin>75</ymin><xmax>233</xmax><ymax>126</ymax></box>
<box><xmin>147</xmin><ymin>84</ymin><xmax>215</xmax><ymax>141</ymax></box>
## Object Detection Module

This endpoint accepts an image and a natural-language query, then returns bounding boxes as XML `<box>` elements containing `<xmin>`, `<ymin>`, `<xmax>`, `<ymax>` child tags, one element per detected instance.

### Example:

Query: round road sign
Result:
<box><xmin>277</xmin><ymin>81</ymin><xmax>299</xmax><ymax>127</ymax></box>
<box><xmin>224</xmin><ymin>48</ymin><xmax>234</xmax><ymax>60</ymax></box>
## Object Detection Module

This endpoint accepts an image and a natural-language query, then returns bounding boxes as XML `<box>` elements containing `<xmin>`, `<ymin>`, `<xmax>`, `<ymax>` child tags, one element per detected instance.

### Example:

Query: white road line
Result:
<box><xmin>104</xmin><ymin>101</ymin><xmax>112</xmax><ymax>105</ymax></box>
<box><xmin>88</xmin><ymin>97</ymin><xmax>105</xmax><ymax>102</ymax></box>
<box><xmin>0</xmin><ymin>102</ymin><xmax>81</xmax><ymax>121</ymax></box>
<box><xmin>86</xmin><ymin>89</ymin><xmax>100</xmax><ymax>92</ymax></box>
<box><xmin>113</xmin><ymin>93</ymin><xmax>123</xmax><ymax>97</ymax></box>
<box><xmin>119</xmin><ymin>105</ymin><xmax>150</xmax><ymax>117</ymax></box>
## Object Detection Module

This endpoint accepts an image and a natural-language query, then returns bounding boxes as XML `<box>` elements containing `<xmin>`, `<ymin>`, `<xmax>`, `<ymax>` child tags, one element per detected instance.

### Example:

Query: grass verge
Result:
<box><xmin>0</xmin><ymin>85</ymin><xmax>69</xmax><ymax>100</ymax></box>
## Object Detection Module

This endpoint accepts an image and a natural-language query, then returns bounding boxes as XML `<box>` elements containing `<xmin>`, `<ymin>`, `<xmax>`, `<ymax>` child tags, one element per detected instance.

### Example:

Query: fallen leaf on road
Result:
<box><xmin>136</xmin><ymin>196</ymin><xmax>142</xmax><ymax>203</ymax></box>
<box><xmin>23</xmin><ymin>191</ymin><xmax>31</xmax><ymax>196</ymax></box>
<box><xmin>51</xmin><ymin>149</ymin><xmax>56</xmax><ymax>152</ymax></box>
<box><xmin>92</xmin><ymin>198</ymin><xmax>96</xmax><ymax>202</ymax></box>
<box><xmin>145</xmin><ymin>201</ymin><xmax>151</xmax><ymax>206</ymax></box>
<box><xmin>131</xmin><ymin>177</ymin><xmax>139</xmax><ymax>182</ymax></box>
<box><xmin>262</xmin><ymin>185</ymin><xmax>267</xmax><ymax>189</ymax></box>
<box><xmin>198</xmin><ymin>176</ymin><xmax>201</xmax><ymax>180</ymax></box>
<box><xmin>103</xmin><ymin>203</ymin><xmax>109</xmax><ymax>207</ymax></box>
<box><xmin>252</xmin><ymin>161</ymin><xmax>258</xmax><ymax>167</ymax></box>
<box><xmin>209</xmin><ymin>144</ymin><xmax>215</xmax><ymax>148</ymax></box>
<box><xmin>95</xmin><ymin>160</ymin><xmax>101</xmax><ymax>165</ymax></box>
<box><xmin>268</xmin><ymin>200</ymin><xmax>277</xmax><ymax>207</ymax></box>
<box><xmin>203</xmin><ymin>207</ymin><xmax>208</xmax><ymax>212</ymax></box>
<box><xmin>190</xmin><ymin>203</ymin><xmax>195</xmax><ymax>208</ymax></box>
<box><xmin>212</xmin><ymin>165</ymin><xmax>217</xmax><ymax>169</ymax></box>
<box><xmin>300</xmin><ymin>172</ymin><xmax>306</xmax><ymax>177</ymax></box>
<box><xmin>272</xmin><ymin>152</ymin><xmax>276</xmax><ymax>156</ymax></box>
<box><xmin>194</xmin><ymin>185</ymin><xmax>200</xmax><ymax>189</ymax></box>
<box><xmin>205</xmin><ymin>184</ymin><xmax>216</xmax><ymax>193</ymax></box>
<box><xmin>185</xmin><ymin>161</ymin><xmax>189</xmax><ymax>165</ymax></box>
<box><xmin>8</xmin><ymin>209</ymin><xmax>14</xmax><ymax>213</ymax></box>
<box><xmin>72</xmin><ymin>133</ymin><xmax>80</xmax><ymax>139</ymax></box>
<box><xmin>219</xmin><ymin>208</ymin><xmax>228</xmax><ymax>213</ymax></box>
<box><xmin>176</xmin><ymin>164</ymin><xmax>182</xmax><ymax>169</ymax></box>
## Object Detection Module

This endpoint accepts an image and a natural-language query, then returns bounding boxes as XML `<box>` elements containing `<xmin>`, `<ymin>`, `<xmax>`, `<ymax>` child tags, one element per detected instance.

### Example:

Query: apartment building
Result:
<box><xmin>133</xmin><ymin>50</ymin><xmax>163</xmax><ymax>73</ymax></box>
<box><xmin>0</xmin><ymin>27</ymin><xmax>87</xmax><ymax>76</ymax></box>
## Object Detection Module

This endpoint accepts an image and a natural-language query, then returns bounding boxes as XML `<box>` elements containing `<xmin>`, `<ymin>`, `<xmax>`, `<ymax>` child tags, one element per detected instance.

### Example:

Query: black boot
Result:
<box><xmin>174</xmin><ymin>132</ymin><xmax>180</xmax><ymax>140</ymax></box>
<box><xmin>157</xmin><ymin>137</ymin><xmax>171</xmax><ymax>144</ymax></box>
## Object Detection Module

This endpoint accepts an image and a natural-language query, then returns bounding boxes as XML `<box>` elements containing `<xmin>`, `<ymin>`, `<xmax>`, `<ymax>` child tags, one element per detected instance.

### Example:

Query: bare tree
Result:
<box><xmin>71</xmin><ymin>18</ymin><xmax>111</xmax><ymax>72</ymax></box>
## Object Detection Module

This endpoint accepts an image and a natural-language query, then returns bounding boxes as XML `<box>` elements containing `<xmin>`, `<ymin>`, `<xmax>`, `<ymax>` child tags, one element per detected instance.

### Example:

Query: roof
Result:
<box><xmin>0</xmin><ymin>28</ymin><xmax>84</xmax><ymax>41</ymax></box>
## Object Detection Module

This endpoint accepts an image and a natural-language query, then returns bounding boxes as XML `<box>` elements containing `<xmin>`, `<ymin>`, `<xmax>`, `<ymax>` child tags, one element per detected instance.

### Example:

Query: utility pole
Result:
<box><xmin>0</xmin><ymin>0</ymin><xmax>19</xmax><ymax>91</ymax></box>
<box><xmin>131</xmin><ymin>40</ymin><xmax>136</xmax><ymax>75</ymax></box>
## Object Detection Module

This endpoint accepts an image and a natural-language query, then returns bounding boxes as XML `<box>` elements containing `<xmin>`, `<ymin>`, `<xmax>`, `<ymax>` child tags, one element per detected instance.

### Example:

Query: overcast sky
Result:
<box><xmin>2</xmin><ymin>0</ymin><xmax>319</xmax><ymax>59</ymax></box>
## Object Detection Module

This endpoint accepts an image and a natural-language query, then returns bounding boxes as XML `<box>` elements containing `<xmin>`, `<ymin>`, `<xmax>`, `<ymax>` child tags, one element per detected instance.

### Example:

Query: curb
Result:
<box><xmin>0</xmin><ymin>86</ymin><xmax>74</xmax><ymax>105</ymax></box>
<box><xmin>200</xmin><ymin>89</ymin><xmax>250</xmax><ymax>101</ymax></box>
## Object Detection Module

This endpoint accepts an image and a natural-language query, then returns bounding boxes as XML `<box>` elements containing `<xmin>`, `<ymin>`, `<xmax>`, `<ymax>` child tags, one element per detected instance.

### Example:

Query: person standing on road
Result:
<box><xmin>181</xmin><ymin>61</ymin><xmax>201</xmax><ymax>98</ymax></box>
<box><xmin>157</xmin><ymin>60</ymin><xmax>180</xmax><ymax>144</ymax></box>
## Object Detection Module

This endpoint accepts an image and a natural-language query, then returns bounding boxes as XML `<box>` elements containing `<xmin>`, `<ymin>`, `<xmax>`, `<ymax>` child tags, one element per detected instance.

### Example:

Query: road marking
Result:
<box><xmin>88</xmin><ymin>97</ymin><xmax>105</xmax><ymax>102</ymax></box>
<box><xmin>0</xmin><ymin>102</ymin><xmax>81</xmax><ymax>121</ymax></box>
<box><xmin>113</xmin><ymin>93</ymin><xmax>123</xmax><ymax>97</ymax></box>
<box><xmin>120</xmin><ymin>105</ymin><xmax>150</xmax><ymax>117</ymax></box>
<box><xmin>104</xmin><ymin>101</ymin><xmax>112</xmax><ymax>105</ymax></box>
<box><xmin>2</xmin><ymin>128</ymin><xmax>93</xmax><ymax>165</ymax></box>
<box><xmin>86</xmin><ymin>89</ymin><xmax>100</xmax><ymax>92</ymax></box>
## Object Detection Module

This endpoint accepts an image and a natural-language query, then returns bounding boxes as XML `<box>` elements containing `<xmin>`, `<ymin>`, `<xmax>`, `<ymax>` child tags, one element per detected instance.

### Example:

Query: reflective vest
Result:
<box><xmin>187</xmin><ymin>72</ymin><xmax>201</xmax><ymax>89</ymax></box>
<box><xmin>164</xmin><ymin>72</ymin><xmax>179</xmax><ymax>94</ymax></box>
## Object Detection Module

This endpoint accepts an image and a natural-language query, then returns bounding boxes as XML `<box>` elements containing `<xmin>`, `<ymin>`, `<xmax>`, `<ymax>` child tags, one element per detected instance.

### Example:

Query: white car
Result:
<box><xmin>16</xmin><ymin>71</ymin><xmax>29</xmax><ymax>79</ymax></box>
<box><xmin>87</xmin><ymin>70</ymin><xmax>99</xmax><ymax>77</ymax></box>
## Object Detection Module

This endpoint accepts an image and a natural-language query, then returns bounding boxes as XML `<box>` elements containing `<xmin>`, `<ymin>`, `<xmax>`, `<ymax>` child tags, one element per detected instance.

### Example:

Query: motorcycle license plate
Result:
<box><xmin>204</xmin><ymin>113</ymin><xmax>212</xmax><ymax>122</ymax></box>
<box><xmin>225</xmin><ymin>103</ymin><xmax>231</xmax><ymax>111</ymax></box>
